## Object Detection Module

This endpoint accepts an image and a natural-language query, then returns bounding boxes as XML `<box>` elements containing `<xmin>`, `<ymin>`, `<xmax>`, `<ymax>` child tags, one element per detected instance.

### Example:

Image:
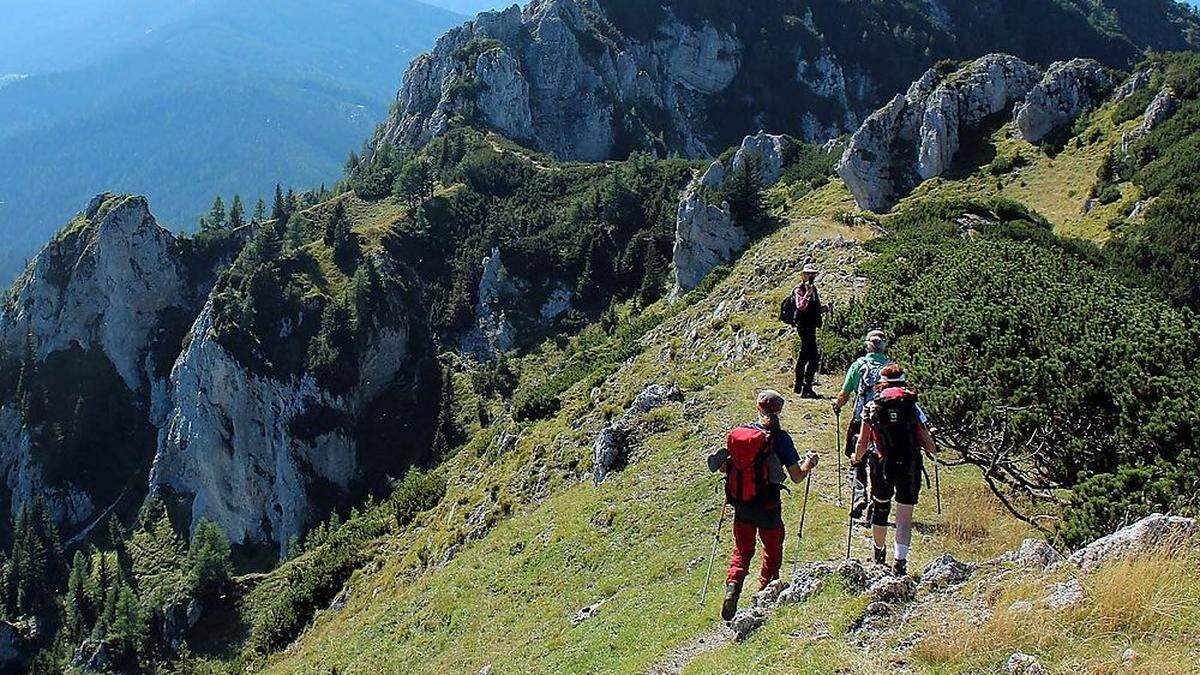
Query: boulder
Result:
<box><xmin>671</xmin><ymin>132</ymin><xmax>791</xmax><ymax>293</ymax></box>
<box><xmin>837</xmin><ymin>54</ymin><xmax>1041</xmax><ymax>212</ymax></box>
<box><xmin>1007</xmin><ymin>538</ymin><xmax>1064</xmax><ymax>571</ymax></box>
<box><xmin>1013</xmin><ymin>59</ymin><xmax>1113</xmax><ymax>142</ymax></box>
<box><xmin>918</xmin><ymin>553</ymin><xmax>973</xmax><ymax>589</ymax></box>
<box><xmin>1068</xmin><ymin>513</ymin><xmax>1198</xmax><ymax>572</ymax></box>
<box><xmin>1044</xmin><ymin>578</ymin><xmax>1085</xmax><ymax>610</ymax></box>
<box><xmin>868</xmin><ymin>574</ymin><xmax>916</xmax><ymax>605</ymax></box>
<box><xmin>1003</xmin><ymin>652</ymin><xmax>1049</xmax><ymax>675</ymax></box>
<box><xmin>0</xmin><ymin>621</ymin><xmax>31</xmax><ymax>672</ymax></box>
<box><xmin>729</xmin><ymin>607</ymin><xmax>768</xmax><ymax>639</ymax></box>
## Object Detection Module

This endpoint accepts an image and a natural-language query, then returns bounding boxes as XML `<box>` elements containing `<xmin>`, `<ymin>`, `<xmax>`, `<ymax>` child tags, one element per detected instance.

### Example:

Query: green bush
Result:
<box><xmin>832</xmin><ymin>198</ymin><xmax>1200</xmax><ymax>543</ymax></box>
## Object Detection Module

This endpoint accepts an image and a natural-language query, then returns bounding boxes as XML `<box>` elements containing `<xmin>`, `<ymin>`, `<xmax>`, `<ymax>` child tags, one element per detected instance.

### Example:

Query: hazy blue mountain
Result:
<box><xmin>419</xmin><ymin>0</ymin><xmax>516</xmax><ymax>15</ymax></box>
<box><xmin>0</xmin><ymin>0</ymin><xmax>465</xmax><ymax>281</ymax></box>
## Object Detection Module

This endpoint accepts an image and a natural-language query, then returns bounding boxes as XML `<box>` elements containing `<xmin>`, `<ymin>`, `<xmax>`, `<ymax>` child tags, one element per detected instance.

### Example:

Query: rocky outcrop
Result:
<box><xmin>0</xmin><ymin>193</ymin><xmax>186</xmax><ymax>393</ymax></box>
<box><xmin>0</xmin><ymin>405</ymin><xmax>93</xmax><ymax>530</ymax></box>
<box><xmin>462</xmin><ymin>248</ymin><xmax>521</xmax><ymax>358</ymax></box>
<box><xmin>1013</xmin><ymin>59</ymin><xmax>1113</xmax><ymax>143</ymax></box>
<box><xmin>375</xmin><ymin>1</ymin><xmax>738</xmax><ymax>162</ymax></box>
<box><xmin>837</xmin><ymin>55</ymin><xmax>1041</xmax><ymax>212</ymax></box>
<box><xmin>1121</xmin><ymin>85</ymin><xmax>1179</xmax><ymax>152</ymax></box>
<box><xmin>593</xmin><ymin>383</ymin><xmax>682</xmax><ymax>484</ymax></box>
<box><xmin>0</xmin><ymin>620</ymin><xmax>32</xmax><ymax>672</ymax></box>
<box><xmin>376</xmin><ymin>0</ymin><xmax>888</xmax><ymax>163</ymax></box>
<box><xmin>671</xmin><ymin>132</ymin><xmax>791</xmax><ymax>293</ymax></box>
<box><xmin>1113</xmin><ymin>69</ymin><xmax>1152</xmax><ymax>103</ymax></box>
<box><xmin>1067</xmin><ymin>513</ymin><xmax>1197</xmax><ymax>572</ymax></box>
<box><xmin>150</xmin><ymin>298</ymin><xmax>416</xmax><ymax>554</ymax></box>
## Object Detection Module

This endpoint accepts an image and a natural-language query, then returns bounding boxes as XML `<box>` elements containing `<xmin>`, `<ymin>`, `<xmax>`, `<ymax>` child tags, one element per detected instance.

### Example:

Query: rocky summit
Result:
<box><xmin>374</xmin><ymin>0</ymin><xmax>1200</xmax><ymax>162</ymax></box>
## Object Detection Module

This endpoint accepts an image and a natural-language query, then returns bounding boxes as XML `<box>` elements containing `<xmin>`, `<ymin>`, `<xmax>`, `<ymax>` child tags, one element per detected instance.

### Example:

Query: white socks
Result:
<box><xmin>894</xmin><ymin>543</ymin><xmax>909</xmax><ymax>561</ymax></box>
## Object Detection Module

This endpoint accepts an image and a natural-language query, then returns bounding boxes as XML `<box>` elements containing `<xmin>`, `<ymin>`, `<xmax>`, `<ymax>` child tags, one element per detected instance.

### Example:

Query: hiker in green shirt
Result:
<box><xmin>833</xmin><ymin>330</ymin><xmax>892</xmax><ymax>521</ymax></box>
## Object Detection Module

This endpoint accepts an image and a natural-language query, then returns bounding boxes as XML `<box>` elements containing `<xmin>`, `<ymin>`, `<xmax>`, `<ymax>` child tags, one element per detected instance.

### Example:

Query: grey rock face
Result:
<box><xmin>593</xmin><ymin>383</ymin><xmax>682</xmax><ymax>483</ymax></box>
<box><xmin>1113</xmin><ymin>69</ymin><xmax>1152</xmax><ymax>102</ymax></box>
<box><xmin>1044</xmin><ymin>578</ymin><xmax>1085</xmax><ymax>609</ymax></box>
<box><xmin>1120</xmin><ymin>86</ymin><xmax>1178</xmax><ymax>153</ymax></box>
<box><xmin>375</xmin><ymin>0</ymin><xmax>745</xmax><ymax>162</ymax></box>
<box><xmin>150</xmin><ymin>297</ymin><xmax>415</xmax><ymax>553</ymax></box>
<box><xmin>1013</xmin><ymin>59</ymin><xmax>1113</xmax><ymax>143</ymax></box>
<box><xmin>0</xmin><ymin>194</ymin><xmax>189</xmax><ymax>532</ymax></box>
<box><xmin>1</xmin><ymin>193</ymin><xmax>186</xmax><ymax>393</ymax></box>
<box><xmin>1068</xmin><ymin>513</ymin><xmax>1198</xmax><ymax>572</ymax></box>
<box><xmin>837</xmin><ymin>55</ymin><xmax>1041</xmax><ymax>212</ymax></box>
<box><xmin>671</xmin><ymin>132</ymin><xmax>791</xmax><ymax>293</ymax></box>
<box><xmin>1006</xmin><ymin>538</ymin><xmax>1064</xmax><ymax>571</ymax></box>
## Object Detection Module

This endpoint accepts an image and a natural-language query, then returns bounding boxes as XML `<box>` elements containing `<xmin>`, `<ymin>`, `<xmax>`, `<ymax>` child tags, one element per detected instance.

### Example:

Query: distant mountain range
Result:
<box><xmin>0</xmin><ymin>0</ymin><xmax>469</xmax><ymax>282</ymax></box>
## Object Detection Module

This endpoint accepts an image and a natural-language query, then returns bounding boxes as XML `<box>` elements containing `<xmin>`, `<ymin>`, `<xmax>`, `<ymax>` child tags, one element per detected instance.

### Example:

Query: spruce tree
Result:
<box><xmin>203</xmin><ymin>197</ymin><xmax>226</xmax><ymax>232</ymax></box>
<box><xmin>271</xmin><ymin>184</ymin><xmax>286</xmax><ymax>222</ymax></box>
<box><xmin>253</xmin><ymin>197</ymin><xmax>267</xmax><ymax>223</ymax></box>
<box><xmin>228</xmin><ymin>194</ymin><xmax>246</xmax><ymax>229</ymax></box>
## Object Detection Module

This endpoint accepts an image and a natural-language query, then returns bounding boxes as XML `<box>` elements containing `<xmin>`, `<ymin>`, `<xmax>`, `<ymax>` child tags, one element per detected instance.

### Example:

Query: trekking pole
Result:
<box><xmin>699</xmin><ymin>490</ymin><xmax>729</xmax><ymax>607</ymax></box>
<box><xmin>934</xmin><ymin>460</ymin><xmax>942</xmax><ymax>515</ymax></box>
<box><xmin>790</xmin><ymin>471</ymin><xmax>813</xmax><ymax>579</ymax></box>
<box><xmin>834</xmin><ymin>408</ymin><xmax>843</xmax><ymax>507</ymax></box>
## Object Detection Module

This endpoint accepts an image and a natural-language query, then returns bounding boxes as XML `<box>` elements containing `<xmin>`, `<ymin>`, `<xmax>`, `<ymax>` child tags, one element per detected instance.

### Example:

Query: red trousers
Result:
<box><xmin>726</xmin><ymin>520</ymin><xmax>785</xmax><ymax>589</ymax></box>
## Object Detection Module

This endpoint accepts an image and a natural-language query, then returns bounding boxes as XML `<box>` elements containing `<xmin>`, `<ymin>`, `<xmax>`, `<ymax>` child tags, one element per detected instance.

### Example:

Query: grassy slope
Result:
<box><xmin>903</xmin><ymin>105</ymin><xmax>1144</xmax><ymax>242</ymax></box>
<box><xmin>256</xmin><ymin>97</ymin><xmax>1198</xmax><ymax>673</ymax></box>
<box><xmin>259</xmin><ymin>178</ymin><xmax>1038</xmax><ymax>674</ymax></box>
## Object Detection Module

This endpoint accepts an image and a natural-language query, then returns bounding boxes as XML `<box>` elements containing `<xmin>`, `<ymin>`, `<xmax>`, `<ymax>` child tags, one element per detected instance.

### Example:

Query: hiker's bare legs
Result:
<box><xmin>872</xmin><ymin>496</ymin><xmax>889</xmax><ymax>550</ymax></box>
<box><xmin>894</xmin><ymin>502</ymin><xmax>914</xmax><ymax>561</ymax></box>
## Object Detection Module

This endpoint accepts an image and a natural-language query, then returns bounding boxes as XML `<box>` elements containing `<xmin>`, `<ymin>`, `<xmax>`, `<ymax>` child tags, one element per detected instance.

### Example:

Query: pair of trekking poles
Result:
<box><xmin>700</xmin><ymin>408</ymin><xmax>944</xmax><ymax>606</ymax></box>
<box><xmin>836</xmin><ymin>407</ymin><xmax>943</xmax><ymax>558</ymax></box>
<box><xmin>698</xmin><ymin>472</ymin><xmax>813</xmax><ymax>607</ymax></box>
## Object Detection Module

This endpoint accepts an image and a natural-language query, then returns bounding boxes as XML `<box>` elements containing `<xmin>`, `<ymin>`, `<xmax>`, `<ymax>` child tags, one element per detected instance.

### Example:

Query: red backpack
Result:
<box><xmin>723</xmin><ymin>426</ymin><xmax>773</xmax><ymax>506</ymax></box>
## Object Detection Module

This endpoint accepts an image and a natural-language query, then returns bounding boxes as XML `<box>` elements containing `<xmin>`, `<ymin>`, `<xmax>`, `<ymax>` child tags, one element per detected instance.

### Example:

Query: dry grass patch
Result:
<box><xmin>913</xmin><ymin>545</ymin><xmax>1200</xmax><ymax>673</ymax></box>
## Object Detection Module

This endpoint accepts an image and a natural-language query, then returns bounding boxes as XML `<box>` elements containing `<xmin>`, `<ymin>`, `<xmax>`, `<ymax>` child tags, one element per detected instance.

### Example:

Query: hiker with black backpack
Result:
<box><xmin>833</xmin><ymin>330</ymin><xmax>893</xmax><ymax>522</ymax></box>
<box><xmin>779</xmin><ymin>264</ymin><xmax>824</xmax><ymax>399</ymax></box>
<box><xmin>706</xmin><ymin>390</ymin><xmax>819</xmax><ymax>620</ymax></box>
<box><xmin>853</xmin><ymin>364</ymin><xmax>936</xmax><ymax>576</ymax></box>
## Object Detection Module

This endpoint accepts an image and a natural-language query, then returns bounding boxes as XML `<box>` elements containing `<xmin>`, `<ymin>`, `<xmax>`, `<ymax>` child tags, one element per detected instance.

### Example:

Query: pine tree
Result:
<box><xmin>186</xmin><ymin>520</ymin><xmax>232</xmax><ymax>597</ymax></box>
<box><xmin>253</xmin><ymin>197</ymin><xmax>267</xmax><ymax>223</ymax></box>
<box><xmin>203</xmin><ymin>197</ymin><xmax>226</xmax><ymax>232</ymax></box>
<box><xmin>285</xmin><ymin>188</ymin><xmax>299</xmax><ymax>220</ymax></box>
<box><xmin>723</xmin><ymin>156</ymin><xmax>764</xmax><ymax>232</ymax></box>
<box><xmin>271</xmin><ymin>184</ymin><xmax>286</xmax><ymax>222</ymax></box>
<box><xmin>228</xmin><ymin>194</ymin><xmax>246</xmax><ymax>229</ymax></box>
<box><xmin>64</xmin><ymin>551</ymin><xmax>91</xmax><ymax>640</ymax></box>
<box><xmin>324</xmin><ymin>201</ymin><xmax>358</xmax><ymax>269</ymax></box>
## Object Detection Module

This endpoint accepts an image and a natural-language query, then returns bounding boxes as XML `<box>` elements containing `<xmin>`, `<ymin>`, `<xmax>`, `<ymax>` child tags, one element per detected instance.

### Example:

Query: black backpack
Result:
<box><xmin>866</xmin><ymin>387</ymin><xmax>921</xmax><ymax>463</ymax></box>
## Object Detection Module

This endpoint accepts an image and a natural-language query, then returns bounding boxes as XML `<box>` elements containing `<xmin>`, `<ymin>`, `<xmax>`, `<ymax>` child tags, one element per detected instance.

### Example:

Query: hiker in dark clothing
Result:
<box><xmin>707</xmin><ymin>390</ymin><xmax>818</xmax><ymax>620</ymax></box>
<box><xmin>779</xmin><ymin>264</ymin><xmax>823</xmax><ymax>398</ymax></box>
<box><xmin>854</xmin><ymin>364</ymin><xmax>936</xmax><ymax>576</ymax></box>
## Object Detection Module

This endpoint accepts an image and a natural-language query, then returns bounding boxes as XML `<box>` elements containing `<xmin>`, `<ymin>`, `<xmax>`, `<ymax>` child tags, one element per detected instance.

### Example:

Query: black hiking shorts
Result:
<box><xmin>868</xmin><ymin>454</ymin><xmax>922</xmax><ymax>506</ymax></box>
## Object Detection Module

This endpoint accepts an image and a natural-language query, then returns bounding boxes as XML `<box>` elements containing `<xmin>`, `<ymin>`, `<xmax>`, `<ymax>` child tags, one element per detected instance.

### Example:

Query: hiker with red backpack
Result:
<box><xmin>853</xmin><ymin>364</ymin><xmax>936</xmax><ymax>576</ymax></box>
<box><xmin>706</xmin><ymin>390</ymin><xmax>819</xmax><ymax>620</ymax></box>
<box><xmin>779</xmin><ymin>264</ymin><xmax>824</xmax><ymax>399</ymax></box>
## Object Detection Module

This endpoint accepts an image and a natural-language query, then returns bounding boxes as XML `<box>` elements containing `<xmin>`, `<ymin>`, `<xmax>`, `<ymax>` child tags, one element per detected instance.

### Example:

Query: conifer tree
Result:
<box><xmin>271</xmin><ymin>184</ymin><xmax>286</xmax><ymax>222</ymax></box>
<box><xmin>228</xmin><ymin>194</ymin><xmax>246</xmax><ymax>229</ymax></box>
<box><xmin>253</xmin><ymin>197</ymin><xmax>267</xmax><ymax>223</ymax></box>
<box><xmin>203</xmin><ymin>197</ymin><xmax>226</xmax><ymax>232</ymax></box>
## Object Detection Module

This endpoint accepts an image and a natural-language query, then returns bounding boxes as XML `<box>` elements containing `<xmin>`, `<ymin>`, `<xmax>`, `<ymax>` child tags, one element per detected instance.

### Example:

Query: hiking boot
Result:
<box><xmin>893</xmin><ymin>558</ymin><xmax>908</xmax><ymax>577</ymax></box>
<box><xmin>873</xmin><ymin>547</ymin><xmax>887</xmax><ymax>566</ymax></box>
<box><xmin>801</xmin><ymin>388</ymin><xmax>820</xmax><ymax>399</ymax></box>
<box><xmin>721</xmin><ymin>582</ymin><xmax>742</xmax><ymax>621</ymax></box>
